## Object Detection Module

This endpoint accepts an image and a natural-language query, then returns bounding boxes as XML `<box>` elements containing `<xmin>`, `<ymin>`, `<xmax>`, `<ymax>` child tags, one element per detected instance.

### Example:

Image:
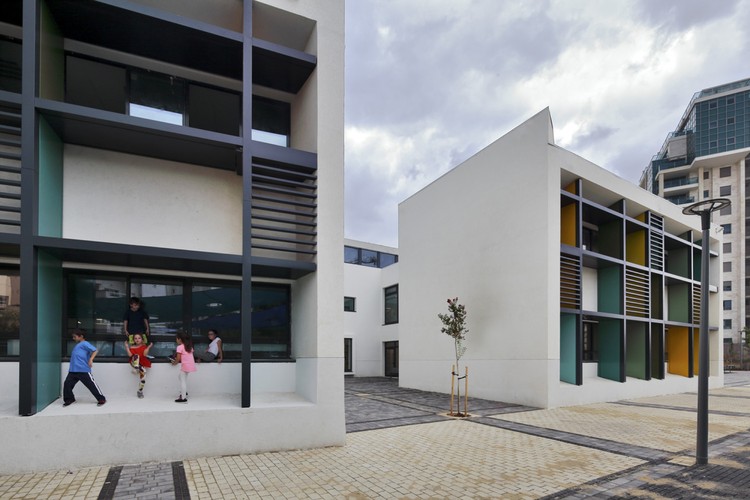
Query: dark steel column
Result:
<box><xmin>240</xmin><ymin>0</ymin><xmax>253</xmax><ymax>408</ymax></box>
<box><xmin>18</xmin><ymin>0</ymin><xmax>40</xmax><ymax>416</ymax></box>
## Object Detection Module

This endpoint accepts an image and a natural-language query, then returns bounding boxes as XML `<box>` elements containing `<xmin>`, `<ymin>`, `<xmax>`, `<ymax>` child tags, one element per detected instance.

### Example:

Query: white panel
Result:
<box><xmin>62</xmin><ymin>145</ymin><xmax>242</xmax><ymax>254</ymax></box>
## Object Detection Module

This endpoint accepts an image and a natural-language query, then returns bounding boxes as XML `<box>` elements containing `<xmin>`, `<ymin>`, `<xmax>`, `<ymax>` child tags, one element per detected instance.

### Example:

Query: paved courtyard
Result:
<box><xmin>1</xmin><ymin>373</ymin><xmax>749</xmax><ymax>499</ymax></box>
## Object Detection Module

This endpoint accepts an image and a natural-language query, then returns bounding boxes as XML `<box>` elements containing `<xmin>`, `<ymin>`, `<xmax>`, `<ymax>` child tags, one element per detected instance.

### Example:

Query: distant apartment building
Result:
<box><xmin>640</xmin><ymin>78</ymin><xmax>750</xmax><ymax>346</ymax></box>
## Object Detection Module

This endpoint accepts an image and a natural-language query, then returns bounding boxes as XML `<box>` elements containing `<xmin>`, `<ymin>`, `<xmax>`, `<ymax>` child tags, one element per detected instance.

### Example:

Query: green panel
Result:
<box><xmin>560</xmin><ymin>313</ymin><xmax>578</xmax><ymax>384</ymax></box>
<box><xmin>666</xmin><ymin>247</ymin><xmax>689</xmax><ymax>278</ymax></box>
<box><xmin>598</xmin><ymin>220</ymin><xmax>622</xmax><ymax>259</ymax></box>
<box><xmin>693</xmin><ymin>249</ymin><xmax>701</xmax><ymax>281</ymax></box>
<box><xmin>38</xmin><ymin>117</ymin><xmax>63</xmax><ymax>237</ymax></box>
<box><xmin>35</xmin><ymin>251</ymin><xmax>63</xmax><ymax>413</ymax></box>
<box><xmin>667</xmin><ymin>283</ymin><xmax>690</xmax><ymax>323</ymax></box>
<box><xmin>626</xmin><ymin>322</ymin><xmax>647</xmax><ymax>379</ymax></box>
<box><xmin>597</xmin><ymin>265</ymin><xmax>621</xmax><ymax>314</ymax></box>
<box><xmin>598</xmin><ymin>318</ymin><xmax>623</xmax><ymax>381</ymax></box>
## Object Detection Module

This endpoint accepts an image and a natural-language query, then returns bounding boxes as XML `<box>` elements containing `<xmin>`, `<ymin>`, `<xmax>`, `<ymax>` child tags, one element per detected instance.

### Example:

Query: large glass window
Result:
<box><xmin>67</xmin><ymin>273</ymin><xmax>290</xmax><ymax>360</ymax></box>
<box><xmin>252</xmin><ymin>96</ymin><xmax>290</xmax><ymax>146</ymax></box>
<box><xmin>0</xmin><ymin>268</ymin><xmax>20</xmax><ymax>357</ymax></box>
<box><xmin>344</xmin><ymin>245</ymin><xmax>398</xmax><ymax>268</ymax></box>
<box><xmin>66</xmin><ymin>275</ymin><xmax>128</xmax><ymax>357</ymax></box>
<box><xmin>129</xmin><ymin>70</ymin><xmax>185</xmax><ymax>125</ymax></box>
<box><xmin>191</xmin><ymin>283</ymin><xmax>240</xmax><ymax>360</ymax></box>
<box><xmin>344</xmin><ymin>246</ymin><xmax>360</xmax><ymax>264</ymax></box>
<box><xmin>384</xmin><ymin>285</ymin><xmax>398</xmax><ymax>325</ymax></box>
<box><xmin>0</xmin><ymin>38</ymin><xmax>22</xmax><ymax>93</ymax></box>
<box><xmin>251</xmin><ymin>284</ymin><xmax>291</xmax><ymax>359</ymax></box>
<box><xmin>130</xmin><ymin>279</ymin><xmax>184</xmax><ymax>357</ymax></box>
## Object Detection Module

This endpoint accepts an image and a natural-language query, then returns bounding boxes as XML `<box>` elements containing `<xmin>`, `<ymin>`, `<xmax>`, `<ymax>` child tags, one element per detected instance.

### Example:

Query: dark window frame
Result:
<box><xmin>384</xmin><ymin>285</ymin><xmax>399</xmax><ymax>325</ymax></box>
<box><xmin>344</xmin><ymin>296</ymin><xmax>356</xmax><ymax>312</ymax></box>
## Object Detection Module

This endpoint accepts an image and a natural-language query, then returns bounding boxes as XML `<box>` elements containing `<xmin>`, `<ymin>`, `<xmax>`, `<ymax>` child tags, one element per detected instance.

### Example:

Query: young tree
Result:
<box><xmin>438</xmin><ymin>297</ymin><xmax>469</xmax><ymax>416</ymax></box>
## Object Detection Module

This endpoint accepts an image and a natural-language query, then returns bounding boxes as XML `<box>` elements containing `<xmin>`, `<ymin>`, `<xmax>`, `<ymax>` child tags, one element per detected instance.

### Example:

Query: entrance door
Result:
<box><xmin>384</xmin><ymin>341</ymin><xmax>398</xmax><ymax>377</ymax></box>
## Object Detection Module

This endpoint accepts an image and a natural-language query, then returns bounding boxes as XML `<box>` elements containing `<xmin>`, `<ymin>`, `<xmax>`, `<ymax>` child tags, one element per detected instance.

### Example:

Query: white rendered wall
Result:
<box><xmin>0</xmin><ymin>362</ymin><xmax>18</xmax><ymax>416</ymax></box>
<box><xmin>62</xmin><ymin>145</ymin><xmax>243</xmax><ymax>254</ymax></box>
<box><xmin>0</xmin><ymin>358</ymin><xmax>342</xmax><ymax>474</ymax></box>
<box><xmin>399</xmin><ymin>109</ymin><xmax>558</xmax><ymax>408</ymax></box>
<box><xmin>343</xmin><ymin>240</ymin><xmax>399</xmax><ymax>377</ymax></box>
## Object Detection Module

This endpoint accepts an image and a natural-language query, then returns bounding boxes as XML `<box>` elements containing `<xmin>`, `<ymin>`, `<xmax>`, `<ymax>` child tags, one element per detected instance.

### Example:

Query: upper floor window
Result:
<box><xmin>720</xmin><ymin>185</ymin><xmax>731</xmax><ymax>196</ymax></box>
<box><xmin>0</xmin><ymin>38</ymin><xmax>22</xmax><ymax>94</ymax></box>
<box><xmin>384</xmin><ymin>285</ymin><xmax>399</xmax><ymax>325</ymax></box>
<box><xmin>723</xmin><ymin>300</ymin><xmax>732</xmax><ymax>311</ymax></box>
<box><xmin>724</xmin><ymin>242</ymin><xmax>732</xmax><ymax>254</ymax></box>
<box><xmin>720</xmin><ymin>166</ymin><xmax>732</xmax><ymax>178</ymax></box>
<box><xmin>720</xmin><ymin>205</ymin><xmax>732</xmax><ymax>216</ymax></box>
<box><xmin>721</xmin><ymin>223</ymin><xmax>732</xmax><ymax>234</ymax></box>
<box><xmin>129</xmin><ymin>71</ymin><xmax>185</xmax><ymax>125</ymax></box>
<box><xmin>344</xmin><ymin>245</ymin><xmax>398</xmax><ymax>268</ymax></box>
<box><xmin>344</xmin><ymin>297</ymin><xmax>356</xmax><ymax>312</ymax></box>
<box><xmin>724</xmin><ymin>280</ymin><xmax>732</xmax><ymax>291</ymax></box>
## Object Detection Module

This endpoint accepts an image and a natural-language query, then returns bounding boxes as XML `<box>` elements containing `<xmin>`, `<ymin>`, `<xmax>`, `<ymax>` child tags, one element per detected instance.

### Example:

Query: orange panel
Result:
<box><xmin>666</xmin><ymin>327</ymin><xmax>690</xmax><ymax>377</ymax></box>
<box><xmin>561</xmin><ymin>204</ymin><xmax>576</xmax><ymax>246</ymax></box>
<box><xmin>564</xmin><ymin>181</ymin><xmax>578</xmax><ymax>195</ymax></box>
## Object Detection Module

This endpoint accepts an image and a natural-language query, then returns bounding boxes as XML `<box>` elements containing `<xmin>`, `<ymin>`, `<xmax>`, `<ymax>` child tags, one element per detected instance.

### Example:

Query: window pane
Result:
<box><xmin>344</xmin><ymin>296</ymin><xmax>356</xmax><ymax>312</ymax></box>
<box><xmin>253</xmin><ymin>96</ymin><xmax>290</xmax><ymax>145</ymax></box>
<box><xmin>191</xmin><ymin>284</ymin><xmax>241</xmax><ymax>360</ymax></box>
<box><xmin>0</xmin><ymin>39</ymin><xmax>23</xmax><ymax>93</ymax></box>
<box><xmin>0</xmin><ymin>268</ymin><xmax>20</xmax><ymax>356</ymax></box>
<box><xmin>188</xmin><ymin>84</ymin><xmax>240</xmax><ymax>135</ymax></box>
<box><xmin>384</xmin><ymin>285</ymin><xmax>398</xmax><ymax>324</ymax></box>
<box><xmin>66</xmin><ymin>275</ymin><xmax>128</xmax><ymax>357</ymax></box>
<box><xmin>344</xmin><ymin>246</ymin><xmax>360</xmax><ymax>264</ymax></box>
<box><xmin>66</xmin><ymin>56</ymin><xmax>126</xmax><ymax>113</ymax></box>
<box><xmin>720</xmin><ymin>185</ymin><xmax>731</xmax><ymax>196</ymax></box>
<box><xmin>379</xmin><ymin>253</ymin><xmax>398</xmax><ymax>268</ymax></box>
<box><xmin>252</xmin><ymin>284</ymin><xmax>291</xmax><ymax>359</ymax></box>
<box><xmin>129</xmin><ymin>71</ymin><xmax>185</xmax><ymax>125</ymax></box>
<box><xmin>361</xmin><ymin>249</ymin><xmax>378</xmax><ymax>267</ymax></box>
<box><xmin>130</xmin><ymin>279</ymin><xmax>184</xmax><ymax>357</ymax></box>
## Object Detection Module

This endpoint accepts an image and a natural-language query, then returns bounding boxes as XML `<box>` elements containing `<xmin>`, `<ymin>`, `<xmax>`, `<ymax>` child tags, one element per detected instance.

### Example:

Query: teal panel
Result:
<box><xmin>693</xmin><ymin>249</ymin><xmax>701</xmax><ymax>281</ymax></box>
<box><xmin>626</xmin><ymin>322</ymin><xmax>647</xmax><ymax>379</ymax></box>
<box><xmin>38</xmin><ymin>117</ymin><xmax>63</xmax><ymax>237</ymax></box>
<box><xmin>667</xmin><ymin>283</ymin><xmax>690</xmax><ymax>323</ymax></box>
<box><xmin>599</xmin><ymin>220</ymin><xmax>622</xmax><ymax>259</ymax></box>
<box><xmin>598</xmin><ymin>266</ymin><xmax>622</xmax><ymax>314</ymax></box>
<box><xmin>666</xmin><ymin>247</ymin><xmax>689</xmax><ymax>278</ymax></box>
<box><xmin>35</xmin><ymin>250</ymin><xmax>63</xmax><ymax>413</ymax></box>
<box><xmin>560</xmin><ymin>313</ymin><xmax>578</xmax><ymax>384</ymax></box>
<box><xmin>598</xmin><ymin>318</ymin><xmax>623</xmax><ymax>381</ymax></box>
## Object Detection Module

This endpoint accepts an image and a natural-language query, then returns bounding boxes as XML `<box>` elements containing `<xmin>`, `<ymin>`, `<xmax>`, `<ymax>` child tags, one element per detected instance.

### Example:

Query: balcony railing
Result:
<box><xmin>664</xmin><ymin>176</ymin><xmax>699</xmax><ymax>189</ymax></box>
<box><xmin>665</xmin><ymin>195</ymin><xmax>695</xmax><ymax>206</ymax></box>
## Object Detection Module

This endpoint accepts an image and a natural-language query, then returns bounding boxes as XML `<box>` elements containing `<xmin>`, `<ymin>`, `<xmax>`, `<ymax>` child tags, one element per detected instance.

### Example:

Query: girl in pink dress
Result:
<box><xmin>170</xmin><ymin>331</ymin><xmax>196</xmax><ymax>403</ymax></box>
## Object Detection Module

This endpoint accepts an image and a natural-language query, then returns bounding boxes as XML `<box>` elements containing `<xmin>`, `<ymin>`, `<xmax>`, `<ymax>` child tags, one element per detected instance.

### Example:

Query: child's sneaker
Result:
<box><xmin>137</xmin><ymin>390</ymin><xmax>144</xmax><ymax>399</ymax></box>
<box><xmin>63</xmin><ymin>400</ymin><xmax>75</xmax><ymax>407</ymax></box>
<box><xmin>175</xmin><ymin>397</ymin><xmax>187</xmax><ymax>403</ymax></box>
<box><xmin>97</xmin><ymin>400</ymin><xmax>106</xmax><ymax>406</ymax></box>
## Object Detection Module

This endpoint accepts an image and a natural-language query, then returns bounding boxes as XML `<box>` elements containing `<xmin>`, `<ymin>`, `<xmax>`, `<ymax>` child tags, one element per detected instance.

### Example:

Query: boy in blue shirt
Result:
<box><xmin>63</xmin><ymin>329</ymin><xmax>106</xmax><ymax>407</ymax></box>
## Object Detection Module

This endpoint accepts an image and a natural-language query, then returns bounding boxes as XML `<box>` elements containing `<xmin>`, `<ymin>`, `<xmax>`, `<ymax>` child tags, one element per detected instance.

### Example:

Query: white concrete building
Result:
<box><xmin>0</xmin><ymin>0</ymin><xmax>345</xmax><ymax>474</ymax></box>
<box><xmin>397</xmin><ymin>109</ymin><xmax>724</xmax><ymax>409</ymax></box>
<box><xmin>343</xmin><ymin>239</ymin><xmax>399</xmax><ymax>377</ymax></box>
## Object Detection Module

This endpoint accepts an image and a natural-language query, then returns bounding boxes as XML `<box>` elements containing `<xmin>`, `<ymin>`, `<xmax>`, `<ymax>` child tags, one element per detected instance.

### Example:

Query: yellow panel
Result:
<box><xmin>561</xmin><ymin>204</ymin><xmax>576</xmax><ymax>246</ymax></box>
<box><xmin>666</xmin><ymin>327</ymin><xmax>690</xmax><ymax>377</ymax></box>
<box><xmin>564</xmin><ymin>181</ymin><xmax>578</xmax><ymax>195</ymax></box>
<box><xmin>626</xmin><ymin>230</ymin><xmax>646</xmax><ymax>265</ymax></box>
<box><xmin>636</xmin><ymin>212</ymin><xmax>647</xmax><ymax>223</ymax></box>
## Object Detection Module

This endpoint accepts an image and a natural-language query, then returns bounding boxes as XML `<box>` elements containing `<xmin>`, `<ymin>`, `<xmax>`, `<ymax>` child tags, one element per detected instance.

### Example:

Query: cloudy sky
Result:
<box><xmin>344</xmin><ymin>0</ymin><xmax>750</xmax><ymax>247</ymax></box>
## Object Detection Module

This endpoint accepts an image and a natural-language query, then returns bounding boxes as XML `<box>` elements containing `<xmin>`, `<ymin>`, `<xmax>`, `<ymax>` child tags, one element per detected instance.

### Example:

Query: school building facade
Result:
<box><xmin>396</xmin><ymin>109</ymin><xmax>725</xmax><ymax>409</ymax></box>
<box><xmin>0</xmin><ymin>0</ymin><xmax>344</xmax><ymax>473</ymax></box>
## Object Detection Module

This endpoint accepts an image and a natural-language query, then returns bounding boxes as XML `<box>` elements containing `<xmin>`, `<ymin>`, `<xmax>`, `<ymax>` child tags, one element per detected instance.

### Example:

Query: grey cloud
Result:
<box><xmin>634</xmin><ymin>0</ymin><xmax>741</xmax><ymax>31</ymax></box>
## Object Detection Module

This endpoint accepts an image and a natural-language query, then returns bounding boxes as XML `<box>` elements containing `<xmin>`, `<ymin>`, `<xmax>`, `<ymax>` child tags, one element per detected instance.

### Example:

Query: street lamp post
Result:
<box><xmin>682</xmin><ymin>198</ymin><xmax>730</xmax><ymax>466</ymax></box>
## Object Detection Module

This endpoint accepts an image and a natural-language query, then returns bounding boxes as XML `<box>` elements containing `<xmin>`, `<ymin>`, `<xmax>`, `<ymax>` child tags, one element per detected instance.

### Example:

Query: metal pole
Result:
<box><xmin>696</xmin><ymin>211</ymin><xmax>710</xmax><ymax>465</ymax></box>
<box><xmin>683</xmin><ymin>198</ymin><xmax>729</xmax><ymax>466</ymax></box>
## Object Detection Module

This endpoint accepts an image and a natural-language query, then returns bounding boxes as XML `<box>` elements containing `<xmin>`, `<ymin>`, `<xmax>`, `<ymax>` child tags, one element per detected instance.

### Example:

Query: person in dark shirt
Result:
<box><xmin>123</xmin><ymin>296</ymin><xmax>150</xmax><ymax>345</ymax></box>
